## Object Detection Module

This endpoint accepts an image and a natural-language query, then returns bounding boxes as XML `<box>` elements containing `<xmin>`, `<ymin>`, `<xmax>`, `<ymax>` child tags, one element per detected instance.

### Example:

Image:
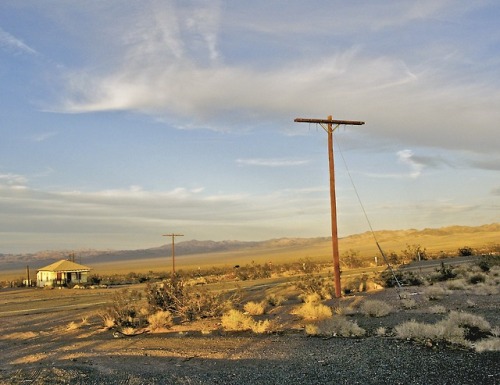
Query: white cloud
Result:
<box><xmin>30</xmin><ymin>132</ymin><xmax>57</xmax><ymax>142</ymax></box>
<box><xmin>0</xmin><ymin>27</ymin><xmax>37</xmax><ymax>55</ymax></box>
<box><xmin>397</xmin><ymin>149</ymin><xmax>424</xmax><ymax>178</ymax></box>
<box><xmin>0</xmin><ymin>173</ymin><xmax>28</xmax><ymax>188</ymax></box>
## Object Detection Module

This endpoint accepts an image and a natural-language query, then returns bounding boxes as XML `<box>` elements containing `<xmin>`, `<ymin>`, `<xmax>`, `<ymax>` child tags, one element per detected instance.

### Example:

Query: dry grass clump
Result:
<box><xmin>466</xmin><ymin>272</ymin><xmax>487</xmax><ymax>285</ymax></box>
<box><xmin>305</xmin><ymin>317</ymin><xmax>365</xmax><ymax>337</ymax></box>
<box><xmin>359</xmin><ymin>300</ymin><xmax>392</xmax><ymax>317</ymax></box>
<box><xmin>66</xmin><ymin>316</ymin><xmax>90</xmax><ymax>331</ymax></box>
<box><xmin>147</xmin><ymin>310</ymin><xmax>173</xmax><ymax>331</ymax></box>
<box><xmin>427</xmin><ymin>305</ymin><xmax>447</xmax><ymax>314</ymax></box>
<box><xmin>221</xmin><ymin>309</ymin><xmax>254</xmax><ymax>331</ymax></box>
<box><xmin>293</xmin><ymin>301</ymin><xmax>333</xmax><ymax>321</ymax></box>
<box><xmin>474</xmin><ymin>338</ymin><xmax>500</xmax><ymax>353</ymax></box>
<box><xmin>375</xmin><ymin>327</ymin><xmax>387</xmax><ymax>336</ymax></box>
<box><xmin>445</xmin><ymin>278</ymin><xmax>468</xmax><ymax>291</ymax></box>
<box><xmin>395</xmin><ymin>311</ymin><xmax>492</xmax><ymax>348</ymax></box>
<box><xmin>266</xmin><ymin>293</ymin><xmax>287</xmax><ymax>307</ymax></box>
<box><xmin>333</xmin><ymin>305</ymin><xmax>357</xmax><ymax>316</ymax></box>
<box><xmin>101</xmin><ymin>315</ymin><xmax>116</xmax><ymax>329</ymax></box>
<box><xmin>471</xmin><ymin>283</ymin><xmax>498</xmax><ymax>296</ymax></box>
<box><xmin>400</xmin><ymin>298</ymin><xmax>417</xmax><ymax>309</ymax></box>
<box><xmin>221</xmin><ymin>309</ymin><xmax>277</xmax><ymax>333</ymax></box>
<box><xmin>243</xmin><ymin>301</ymin><xmax>267</xmax><ymax>315</ymax></box>
<box><xmin>424</xmin><ymin>285</ymin><xmax>448</xmax><ymax>300</ymax></box>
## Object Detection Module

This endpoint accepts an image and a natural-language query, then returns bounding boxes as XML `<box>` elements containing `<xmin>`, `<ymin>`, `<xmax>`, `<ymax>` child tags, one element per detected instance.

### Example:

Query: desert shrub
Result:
<box><xmin>314</xmin><ymin>316</ymin><xmax>366</xmax><ymax>337</ymax></box>
<box><xmin>296</xmin><ymin>274</ymin><xmax>334</xmax><ymax>300</ymax></box>
<box><xmin>467</xmin><ymin>272</ymin><xmax>486</xmax><ymax>285</ymax></box>
<box><xmin>359</xmin><ymin>300</ymin><xmax>392</xmax><ymax>317</ymax></box>
<box><xmin>146</xmin><ymin>278</ymin><xmax>236</xmax><ymax>322</ymax></box>
<box><xmin>400</xmin><ymin>298</ymin><xmax>417</xmax><ymax>310</ymax></box>
<box><xmin>100</xmin><ymin>289</ymin><xmax>147</xmax><ymax>330</ymax></box>
<box><xmin>233</xmin><ymin>262</ymin><xmax>277</xmax><ymax>281</ymax></box>
<box><xmin>293</xmin><ymin>301</ymin><xmax>332</xmax><ymax>320</ymax></box>
<box><xmin>147</xmin><ymin>310</ymin><xmax>173</xmax><ymax>331</ymax></box>
<box><xmin>433</xmin><ymin>262</ymin><xmax>457</xmax><ymax>282</ymax></box>
<box><xmin>244</xmin><ymin>301</ymin><xmax>267</xmax><ymax>316</ymax></box>
<box><xmin>401</xmin><ymin>244</ymin><xmax>427</xmax><ymax>263</ymax></box>
<box><xmin>304</xmin><ymin>324</ymin><xmax>320</xmax><ymax>336</ymax></box>
<box><xmin>102</xmin><ymin>315</ymin><xmax>116</xmax><ymax>329</ymax></box>
<box><xmin>333</xmin><ymin>305</ymin><xmax>357</xmax><ymax>316</ymax></box>
<box><xmin>221</xmin><ymin>309</ymin><xmax>254</xmax><ymax>331</ymax></box>
<box><xmin>266</xmin><ymin>293</ymin><xmax>286</xmax><ymax>307</ymax></box>
<box><xmin>478</xmin><ymin>260</ymin><xmax>490</xmax><ymax>272</ymax></box>
<box><xmin>445</xmin><ymin>278</ymin><xmax>467</xmax><ymax>290</ymax></box>
<box><xmin>458</xmin><ymin>246</ymin><xmax>474</xmax><ymax>256</ymax></box>
<box><xmin>424</xmin><ymin>285</ymin><xmax>448</xmax><ymax>300</ymax></box>
<box><xmin>465</xmin><ymin>300</ymin><xmax>477</xmax><ymax>309</ymax></box>
<box><xmin>342</xmin><ymin>249</ymin><xmax>367</xmax><ymax>269</ymax></box>
<box><xmin>88</xmin><ymin>274</ymin><xmax>102</xmax><ymax>285</ymax></box>
<box><xmin>427</xmin><ymin>305</ymin><xmax>447</xmax><ymax>314</ymax></box>
<box><xmin>471</xmin><ymin>284</ymin><xmax>498</xmax><ymax>296</ymax></box>
<box><xmin>395</xmin><ymin>311</ymin><xmax>491</xmax><ymax>348</ymax></box>
<box><xmin>66</xmin><ymin>321</ymin><xmax>80</xmax><ymax>331</ymax></box>
<box><xmin>251</xmin><ymin>319</ymin><xmax>279</xmax><ymax>334</ymax></box>
<box><xmin>378</xmin><ymin>269</ymin><xmax>423</xmax><ymax>288</ymax></box>
<box><xmin>300</xmin><ymin>292</ymin><xmax>322</xmax><ymax>304</ymax></box>
<box><xmin>375</xmin><ymin>327</ymin><xmax>387</xmax><ymax>336</ymax></box>
<box><xmin>474</xmin><ymin>338</ymin><xmax>500</xmax><ymax>353</ymax></box>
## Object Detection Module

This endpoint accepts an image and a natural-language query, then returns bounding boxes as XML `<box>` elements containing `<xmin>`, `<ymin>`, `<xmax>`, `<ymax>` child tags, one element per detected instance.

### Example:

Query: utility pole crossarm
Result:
<box><xmin>294</xmin><ymin>118</ymin><xmax>365</xmax><ymax>126</ymax></box>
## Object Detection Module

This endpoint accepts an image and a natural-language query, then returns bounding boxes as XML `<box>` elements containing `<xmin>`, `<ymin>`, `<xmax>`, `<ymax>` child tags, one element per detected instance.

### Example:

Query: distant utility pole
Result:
<box><xmin>294</xmin><ymin>115</ymin><xmax>365</xmax><ymax>298</ymax></box>
<box><xmin>162</xmin><ymin>233</ymin><xmax>184</xmax><ymax>276</ymax></box>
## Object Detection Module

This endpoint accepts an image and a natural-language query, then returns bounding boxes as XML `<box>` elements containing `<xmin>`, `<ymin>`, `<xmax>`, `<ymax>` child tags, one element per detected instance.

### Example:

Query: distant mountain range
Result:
<box><xmin>1</xmin><ymin>223</ymin><xmax>498</xmax><ymax>271</ymax></box>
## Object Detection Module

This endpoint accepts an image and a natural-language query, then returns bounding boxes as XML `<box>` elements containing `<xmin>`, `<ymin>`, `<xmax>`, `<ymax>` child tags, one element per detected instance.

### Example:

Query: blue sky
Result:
<box><xmin>0</xmin><ymin>1</ymin><xmax>499</xmax><ymax>253</ymax></box>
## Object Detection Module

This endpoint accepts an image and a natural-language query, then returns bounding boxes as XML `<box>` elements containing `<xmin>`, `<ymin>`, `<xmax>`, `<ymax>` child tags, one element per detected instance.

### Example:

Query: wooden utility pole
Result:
<box><xmin>162</xmin><ymin>233</ymin><xmax>184</xmax><ymax>276</ymax></box>
<box><xmin>294</xmin><ymin>115</ymin><xmax>365</xmax><ymax>298</ymax></box>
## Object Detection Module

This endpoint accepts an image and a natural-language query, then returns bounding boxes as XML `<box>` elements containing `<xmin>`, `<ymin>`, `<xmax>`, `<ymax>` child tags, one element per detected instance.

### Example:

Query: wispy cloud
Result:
<box><xmin>30</xmin><ymin>132</ymin><xmax>57</xmax><ymax>142</ymax></box>
<box><xmin>397</xmin><ymin>149</ymin><xmax>424</xmax><ymax>178</ymax></box>
<box><xmin>0</xmin><ymin>173</ymin><xmax>28</xmax><ymax>189</ymax></box>
<box><xmin>236</xmin><ymin>158</ymin><xmax>310</xmax><ymax>167</ymax></box>
<box><xmin>0</xmin><ymin>27</ymin><xmax>37</xmax><ymax>55</ymax></box>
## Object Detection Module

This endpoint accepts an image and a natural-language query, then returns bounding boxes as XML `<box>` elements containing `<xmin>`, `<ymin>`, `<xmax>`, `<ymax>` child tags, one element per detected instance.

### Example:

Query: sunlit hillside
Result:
<box><xmin>1</xmin><ymin>223</ymin><xmax>497</xmax><ymax>281</ymax></box>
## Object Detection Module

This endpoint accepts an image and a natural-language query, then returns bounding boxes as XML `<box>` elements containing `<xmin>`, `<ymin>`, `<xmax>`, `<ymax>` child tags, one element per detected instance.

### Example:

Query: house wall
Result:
<box><xmin>36</xmin><ymin>271</ymin><xmax>89</xmax><ymax>287</ymax></box>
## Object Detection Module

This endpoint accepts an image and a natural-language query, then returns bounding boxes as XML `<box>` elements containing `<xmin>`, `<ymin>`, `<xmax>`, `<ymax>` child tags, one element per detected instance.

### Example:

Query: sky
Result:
<box><xmin>0</xmin><ymin>1</ymin><xmax>499</xmax><ymax>254</ymax></box>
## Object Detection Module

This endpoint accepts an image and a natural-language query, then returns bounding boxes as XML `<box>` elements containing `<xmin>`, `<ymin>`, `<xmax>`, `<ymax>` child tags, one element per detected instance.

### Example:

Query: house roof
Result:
<box><xmin>37</xmin><ymin>259</ymin><xmax>91</xmax><ymax>272</ymax></box>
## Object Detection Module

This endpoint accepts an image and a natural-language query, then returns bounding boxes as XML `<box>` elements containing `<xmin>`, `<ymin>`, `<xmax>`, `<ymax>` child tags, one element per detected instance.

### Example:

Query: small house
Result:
<box><xmin>36</xmin><ymin>259</ymin><xmax>91</xmax><ymax>287</ymax></box>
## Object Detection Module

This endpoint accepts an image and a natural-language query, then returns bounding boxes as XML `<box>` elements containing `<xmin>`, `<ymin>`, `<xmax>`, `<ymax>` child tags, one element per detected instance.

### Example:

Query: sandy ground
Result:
<box><xmin>0</xmin><ymin>281</ymin><xmax>499</xmax><ymax>384</ymax></box>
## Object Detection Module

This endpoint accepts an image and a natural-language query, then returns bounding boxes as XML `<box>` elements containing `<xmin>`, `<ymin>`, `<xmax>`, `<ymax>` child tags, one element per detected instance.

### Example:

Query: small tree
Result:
<box><xmin>458</xmin><ymin>246</ymin><xmax>474</xmax><ymax>256</ymax></box>
<box><xmin>341</xmin><ymin>249</ymin><xmax>364</xmax><ymax>269</ymax></box>
<box><xmin>401</xmin><ymin>244</ymin><xmax>427</xmax><ymax>263</ymax></box>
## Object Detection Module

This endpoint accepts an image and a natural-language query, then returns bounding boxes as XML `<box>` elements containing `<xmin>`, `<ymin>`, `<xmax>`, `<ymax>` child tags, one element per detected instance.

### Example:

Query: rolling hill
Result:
<box><xmin>1</xmin><ymin>223</ymin><xmax>498</xmax><ymax>279</ymax></box>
